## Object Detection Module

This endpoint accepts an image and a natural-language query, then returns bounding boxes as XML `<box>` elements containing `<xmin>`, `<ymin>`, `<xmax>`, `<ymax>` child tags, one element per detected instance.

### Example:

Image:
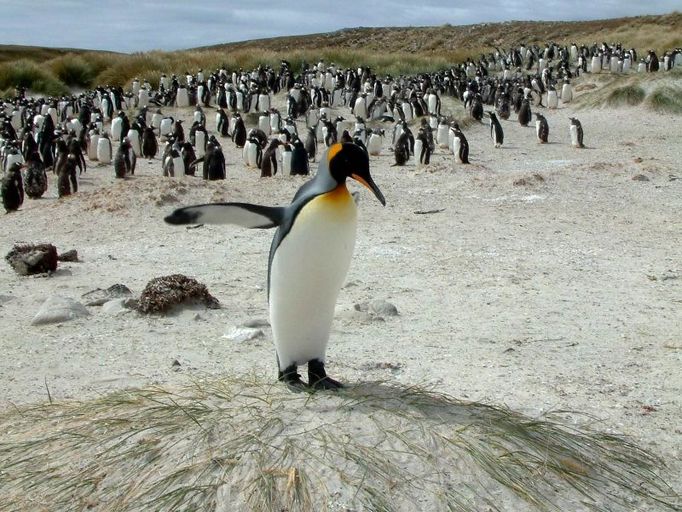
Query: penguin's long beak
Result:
<box><xmin>351</xmin><ymin>173</ymin><xmax>386</xmax><ymax>206</ymax></box>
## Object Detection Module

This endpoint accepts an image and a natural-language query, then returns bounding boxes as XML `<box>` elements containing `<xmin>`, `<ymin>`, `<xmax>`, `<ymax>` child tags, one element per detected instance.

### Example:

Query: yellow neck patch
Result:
<box><xmin>327</xmin><ymin>143</ymin><xmax>343</xmax><ymax>162</ymax></box>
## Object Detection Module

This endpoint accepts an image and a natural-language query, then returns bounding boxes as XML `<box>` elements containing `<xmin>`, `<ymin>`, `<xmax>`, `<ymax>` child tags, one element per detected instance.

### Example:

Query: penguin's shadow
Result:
<box><xmin>328</xmin><ymin>381</ymin><xmax>494</xmax><ymax>425</ymax></box>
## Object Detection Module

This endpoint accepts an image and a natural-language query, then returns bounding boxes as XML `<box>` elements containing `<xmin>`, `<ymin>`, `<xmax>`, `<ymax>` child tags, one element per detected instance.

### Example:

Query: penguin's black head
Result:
<box><xmin>327</xmin><ymin>142</ymin><xmax>385</xmax><ymax>206</ymax></box>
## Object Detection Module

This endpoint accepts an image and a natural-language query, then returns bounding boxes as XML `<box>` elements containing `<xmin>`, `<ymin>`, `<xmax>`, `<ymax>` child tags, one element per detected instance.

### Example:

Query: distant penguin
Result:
<box><xmin>57</xmin><ymin>155</ymin><xmax>78</xmax><ymax>197</ymax></box>
<box><xmin>488</xmin><ymin>111</ymin><xmax>504</xmax><ymax>147</ymax></box>
<box><xmin>216</xmin><ymin>109</ymin><xmax>229</xmax><ymax>137</ymax></box>
<box><xmin>547</xmin><ymin>86</ymin><xmax>558</xmax><ymax>109</ymax></box>
<box><xmin>452</xmin><ymin>124</ymin><xmax>469</xmax><ymax>164</ymax></box>
<box><xmin>159</xmin><ymin>116</ymin><xmax>174</xmax><ymax>138</ymax></box>
<box><xmin>127</xmin><ymin>127</ymin><xmax>142</xmax><ymax>156</ymax></box>
<box><xmin>232</xmin><ymin>114</ymin><xmax>246</xmax><ymax>147</ymax></box>
<box><xmin>290</xmin><ymin>139</ymin><xmax>309</xmax><ymax>175</ymax></box>
<box><xmin>204</xmin><ymin>139</ymin><xmax>227</xmax><ymax>180</ymax></box>
<box><xmin>114</xmin><ymin>139</ymin><xmax>133</xmax><ymax>178</ymax></box>
<box><xmin>518</xmin><ymin>98</ymin><xmax>532</xmax><ymax>126</ymax></box>
<box><xmin>393</xmin><ymin>132</ymin><xmax>410</xmax><ymax>166</ymax></box>
<box><xmin>281</xmin><ymin>143</ymin><xmax>293</xmax><ymax>174</ymax></box>
<box><xmin>24</xmin><ymin>159</ymin><xmax>48</xmax><ymax>199</ymax></box>
<box><xmin>304</xmin><ymin>127</ymin><xmax>317</xmax><ymax>162</ymax></box>
<box><xmin>535</xmin><ymin>113</ymin><xmax>549</xmax><ymax>143</ymax></box>
<box><xmin>96</xmin><ymin>133</ymin><xmax>112</xmax><ymax>164</ymax></box>
<box><xmin>415</xmin><ymin>128</ymin><xmax>431</xmax><ymax>165</ymax></box>
<box><xmin>569</xmin><ymin>117</ymin><xmax>584</xmax><ymax>148</ymax></box>
<box><xmin>86</xmin><ymin>128</ymin><xmax>99</xmax><ymax>161</ymax></box>
<box><xmin>366</xmin><ymin>129</ymin><xmax>383</xmax><ymax>156</ymax></box>
<box><xmin>163</xmin><ymin>144</ymin><xmax>184</xmax><ymax>177</ymax></box>
<box><xmin>561</xmin><ymin>80</ymin><xmax>573</xmax><ymax>103</ymax></box>
<box><xmin>194</xmin><ymin>126</ymin><xmax>207</xmax><ymax>158</ymax></box>
<box><xmin>260</xmin><ymin>139</ymin><xmax>282</xmax><ymax>177</ymax></box>
<box><xmin>1</xmin><ymin>162</ymin><xmax>24</xmax><ymax>212</ymax></box>
<box><xmin>142</xmin><ymin>127</ymin><xmax>158</xmax><ymax>159</ymax></box>
<box><xmin>164</xmin><ymin>143</ymin><xmax>385</xmax><ymax>390</ymax></box>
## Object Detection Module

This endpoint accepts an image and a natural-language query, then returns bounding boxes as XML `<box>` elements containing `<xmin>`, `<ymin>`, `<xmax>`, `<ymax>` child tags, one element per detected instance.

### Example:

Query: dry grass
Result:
<box><xmin>0</xmin><ymin>59</ymin><xmax>69</xmax><ymax>97</ymax></box>
<box><xmin>1</xmin><ymin>13</ymin><xmax>681</xmax><ymax>97</ymax></box>
<box><xmin>0</xmin><ymin>376</ymin><xmax>679</xmax><ymax>511</ymax></box>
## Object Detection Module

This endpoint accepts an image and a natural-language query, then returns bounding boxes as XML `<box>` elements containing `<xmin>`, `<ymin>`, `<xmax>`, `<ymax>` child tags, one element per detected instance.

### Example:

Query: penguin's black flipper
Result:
<box><xmin>165</xmin><ymin>202</ymin><xmax>285</xmax><ymax>228</ymax></box>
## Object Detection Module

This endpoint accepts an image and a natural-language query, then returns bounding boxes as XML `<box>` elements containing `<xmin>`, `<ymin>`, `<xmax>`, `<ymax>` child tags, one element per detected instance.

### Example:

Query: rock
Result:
<box><xmin>632</xmin><ymin>174</ymin><xmax>650</xmax><ymax>182</ymax></box>
<box><xmin>82</xmin><ymin>284</ymin><xmax>133</xmax><ymax>306</ymax></box>
<box><xmin>242</xmin><ymin>318</ymin><xmax>270</xmax><ymax>328</ymax></box>
<box><xmin>32</xmin><ymin>295</ymin><xmax>90</xmax><ymax>325</ymax></box>
<box><xmin>5</xmin><ymin>243</ymin><xmax>58</xmax><ymax>276</ymax></box>
<box><xmin>102</xmin><ymin>298</ymin><xmax>132</xmax><ymax>316</ymax></box>
<box><xmin>57</xmin><ymin>249</ymin><xmax>79</xmax><ymax>262</ymax></box>
<box><xmin>369</xmin><ymin>299</ymin><xmax>399</xmax><ymax>317</ymax></box>
<box><xmin>223</xmin><ymin>326</ymin><xmax>264</xmax><ymax>343</ymax></box>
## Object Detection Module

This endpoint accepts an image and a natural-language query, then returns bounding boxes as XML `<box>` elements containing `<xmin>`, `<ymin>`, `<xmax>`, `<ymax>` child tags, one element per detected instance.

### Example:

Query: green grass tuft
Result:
<box><xmin>0</xmin><ymin>59</ymin><xmax>69</xmax><ymax>96</ymax></box>
<box><xmin>606</xmin><ymin>84</ymin><xmax>646</xmax><ymax>106</ymax></box>
<box><xmin>647</xmin><ymin>85</ymin><xmax>682</xmax><ymax>113</ymax></box>
<box><xmin>0</xmin><ymin>377</ymin><xmax>678</xmax><ymax>511</ymax></box>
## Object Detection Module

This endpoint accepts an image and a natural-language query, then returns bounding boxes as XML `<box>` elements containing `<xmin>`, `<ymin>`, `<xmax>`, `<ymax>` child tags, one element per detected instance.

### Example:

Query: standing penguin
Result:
<box><xmin>569</xmin><ymin>117</ymin><xmax>585</xmax><ymax>148</ymax></box>
<box><xmin>290</xmin><ymin>139</ymin><xmax>309</xmax><ymax>175</ymax></box>
<box><xmin>194</xmin><ymin>137</ymin><xmax>226</xmax><ymax>180</ymax></box>
<box><xmin>165</xmin><ymin>143</ymin><xmax>385</xmax><ymax>389</ymax></box>
<box><xmin>304</xmin><ymin>127</ymin><xmax>317</xmax><ymax>162</ymax></box>
<box><xmin>97</xmin><ymin>132</ymin><xmax>113</xmax><ymax>164</ymax></box>
<box><xmin>260</xmin><ymin>139</ymin><xmax>282</xmax><ymax>177</ymax></box>
<box><xmin>452</xmin><ymin>123</ymin><xmax>470</xmax><ymax>164</ymax></box>
<box><xmin>488</xmin><ymin>111</ymin><xmax>504</xmax><ymax>147</ymax></box>
<box><xmin>535</xmin><ymin>113</ymin><xmax>549</xmax><ymax>143</ymax></box>
<box><xmin>1</xmin><ymin>162</ymin><xmax>24</xmax><ymax>212</ymax></box>
<box><xmin>114</xmin><ymin>139</ymin><xmax>132</xmax><ymax>178</ymax></box>
<box><xmin>518</xmin><ymin>98</ymin><xmax>532</xmax><ymax>126</ymax></box>
<box><xmin>142</xmin><ymin>126</ymin><xmax>158</xmax><ymax>159</ymax></box>
<box><xmin>232</xmin><ymin>114</ymin><xmax>246</xmax><ymax>147</ymax></box>
<box><xmin>415</xmin><ymin>128</ymin><xmax>431</xmax><ymax>165</ymax></box>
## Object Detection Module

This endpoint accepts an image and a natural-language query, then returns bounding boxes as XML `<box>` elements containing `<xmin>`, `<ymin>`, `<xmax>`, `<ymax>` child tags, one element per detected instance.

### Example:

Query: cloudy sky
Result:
<box><xmin>4</xmin><ymin>1</ymin><xmax>679</xmax><ymax>53</ymax></box>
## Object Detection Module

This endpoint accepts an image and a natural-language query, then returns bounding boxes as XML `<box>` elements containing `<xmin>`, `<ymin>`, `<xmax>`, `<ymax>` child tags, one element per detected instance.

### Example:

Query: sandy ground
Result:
<box><xmin>1</xmin><ymin>85</ymin><xmax>681</xmax><ymax>505</ymax></box>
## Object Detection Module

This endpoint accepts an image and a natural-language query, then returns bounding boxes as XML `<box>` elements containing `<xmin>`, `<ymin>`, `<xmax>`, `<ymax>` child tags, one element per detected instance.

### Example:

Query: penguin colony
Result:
<box><xmin>1</xmin><ymin>41</ymin><xmax>679</xmax><ymax>385</ymax></box>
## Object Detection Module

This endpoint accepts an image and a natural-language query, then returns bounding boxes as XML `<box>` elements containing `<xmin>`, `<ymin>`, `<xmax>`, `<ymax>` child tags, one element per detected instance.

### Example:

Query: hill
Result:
<box><xmin>0</xmin><ymin>12</ymin><xmax>680</xmax><ymax>95</ymax></box>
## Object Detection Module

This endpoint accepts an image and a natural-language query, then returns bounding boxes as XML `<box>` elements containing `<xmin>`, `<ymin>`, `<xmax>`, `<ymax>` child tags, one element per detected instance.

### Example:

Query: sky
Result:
<box><xmin>3</xmin><ymin>1</ymin><xmax>679</xmax><ymax>53</ymax></box>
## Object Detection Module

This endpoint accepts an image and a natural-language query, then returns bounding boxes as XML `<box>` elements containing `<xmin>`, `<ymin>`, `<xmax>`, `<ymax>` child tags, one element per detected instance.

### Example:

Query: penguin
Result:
<box><xmin>96</xmin><ymin>132</ymin><xmax>112</xmax><ymax>164</ymax></box>
<box><xmin>452</xmin><ymin>124</ymin><xmax>469</xmax><ymax>164</ymax></box>
<box><xmin>518</xmin><ymin>98</ymin><xmax>532</xmax><ymax>127</ymax></box>
<box><xmin>142</xmin><ymin>126</ymin><xmax>158</xmax><ymax>159</ymax></box>
<box><xmin>1</xmin><ymin>162</ymin><xmax>24</xmax><ymax>212</ymax></box>
<box><xmin>165</xmin><ymin>143</ymin><xmax>385</xmax><ymax>390</ymax></box>
<box><xmin>232</xmin><ymin>114</ymin><xmax>246</xmax><ymax>147</ymax></box>
<box><xmin>114</xmin><ymin>139</ymin><xmax>132</xmax><ymax>178</ymax></box>
<box><xmin>535</xmin><ymin>113</ymin><xmax>549</xmax><ymax>143</ymax></box>
<box><xmin>216</xmin><ymin>108</ymin><xmax>230</xmax><ymax>137</ymax></box>
<box><xmin>569</xmin><ymin>117</ymin><xmax>584</xmax><ymax>148</ymax></box>
<box><xmin>57</xmin><ymin>155</ymin><xmax>78</xmax><ymax>197</ymax></box>
<box><xmin>282</xmin><ymin>143</ymin><xmax>293</xmax><ymax>174</ymax></box>
<box><xmin>193</xmin><ymin>137</ymin><xmax>226</xmax><ymax>180</ymax></box>
<box><xmin>488</xmin><ymin>111</ymin><xmax>504</xmax><ymax>147</ymax></box>
<box><xmin>393</xmin><ymin>132</ymin><xmax>410</xmax><ymax>166</ymax></box>
<box><xmin>290</xmin><ymin>139</ymin><xmax>309</xmax><ymax>175</ymax></box>
<box><xmin>366</xmin><ymin>128</ymin><xmax>383</xmax><ymax>156</ymax></box>
<box><xmin>260</xmin><ymin>139</ymin><xmax>282</xmax><ymax>177</ymax></box>
<box><xmin>304</xmin><ymin>127</ymin><xmax>317</xmax><ymax>162</ymax></box>
<box><xmin>415</xmin><ymin>128</ymin><xmax>431</xmax><ymax>165</ymax></box>
<box><xmin>23</xmin><ymin>154</ymin><xmax>48</xmax><ymax>199</ymax></box>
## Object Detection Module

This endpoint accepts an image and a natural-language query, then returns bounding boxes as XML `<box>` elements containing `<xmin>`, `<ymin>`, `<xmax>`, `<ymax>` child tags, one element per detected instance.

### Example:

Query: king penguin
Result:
<box><xmin>165</xmin><ymin>143</ymin><xmax>386</xmax><ymax>390</ymax></box>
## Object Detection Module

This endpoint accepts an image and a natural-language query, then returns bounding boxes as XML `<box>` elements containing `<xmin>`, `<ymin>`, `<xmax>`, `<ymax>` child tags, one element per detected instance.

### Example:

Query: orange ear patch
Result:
<box><xmin>327</xmin><ymin>143</ymin><xmax>343</xmax><ymax>162</ymax></box>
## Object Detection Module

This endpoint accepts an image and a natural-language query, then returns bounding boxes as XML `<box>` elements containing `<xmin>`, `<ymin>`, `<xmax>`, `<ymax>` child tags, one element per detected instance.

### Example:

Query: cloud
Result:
<box><xmin>1</xmin><ymin>0</ymin><xmax>678</xmax><ymax>52</ymax></box>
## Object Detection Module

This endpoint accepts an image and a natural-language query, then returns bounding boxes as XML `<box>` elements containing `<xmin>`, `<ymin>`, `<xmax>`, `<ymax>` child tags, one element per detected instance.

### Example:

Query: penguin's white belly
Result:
<box><xmin>269</xmin><ymin>186</ymin><xmax>357</xmax><ymax>368</ymax></box>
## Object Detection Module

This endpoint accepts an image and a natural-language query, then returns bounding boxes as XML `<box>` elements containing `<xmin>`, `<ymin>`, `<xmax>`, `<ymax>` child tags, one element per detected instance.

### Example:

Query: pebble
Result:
<box><xmin>31</xmin><ymin>295</ymin><xmax>90</xmax><ymax>325</ymax></box>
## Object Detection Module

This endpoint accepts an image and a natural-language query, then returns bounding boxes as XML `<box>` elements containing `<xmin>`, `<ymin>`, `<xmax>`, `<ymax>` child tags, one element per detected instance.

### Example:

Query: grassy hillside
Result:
<box><xmin>0</xmin><ymin>12</ymin><xmax>680</xmax><ymax>98</ymax></box>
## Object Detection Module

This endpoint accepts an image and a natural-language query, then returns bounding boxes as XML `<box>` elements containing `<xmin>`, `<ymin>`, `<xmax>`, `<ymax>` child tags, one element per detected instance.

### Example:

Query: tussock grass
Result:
<box><xmin>0</xmin><ymin>59</ymin><xmax>69</xmax><ymax>97</ymax></box>
<box><xmin>48</xmin><ymin>53</ymin><xmax>111</xmax><ymax>88</ymax></box>
<box><xmin>606</xmin><ymin>84</ymin><xmax>646</xmax><ymax>106</ymax></box>
<box><xmin>0</xmin><ymin>377</ymin><xmax>678</xmax><ymax>511</ymax></box>
<box><xmin>647</xmin><ymin>85</ymin><xmax>682</xmax><ymax>114</ymax></box>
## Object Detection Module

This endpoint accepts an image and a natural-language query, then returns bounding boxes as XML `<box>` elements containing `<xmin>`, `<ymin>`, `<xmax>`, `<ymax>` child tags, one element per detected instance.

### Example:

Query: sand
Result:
<box><xmin>1</xmin><ymin>84</ymin><xmax>681</xmax><ymax>507</ymax></box>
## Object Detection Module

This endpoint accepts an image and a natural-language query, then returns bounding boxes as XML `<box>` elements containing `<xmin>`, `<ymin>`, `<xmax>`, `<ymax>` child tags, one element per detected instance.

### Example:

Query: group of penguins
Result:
<box><xmin>2</xmin><ymin>39</ymin><xmax>680</xmax><ymax>213</ymax></box>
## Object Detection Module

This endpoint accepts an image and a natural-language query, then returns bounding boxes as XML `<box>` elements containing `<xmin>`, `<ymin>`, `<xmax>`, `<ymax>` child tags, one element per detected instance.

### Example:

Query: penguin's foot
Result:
<box><xmin>308</xmin><ymin>359</ymin><xmax>344</xmax><ymax>391</ymax></box>
<box><xmin>278</xmin><ymin>364</ymin><xmax>307</xmax><ymax>392</ymax></box>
